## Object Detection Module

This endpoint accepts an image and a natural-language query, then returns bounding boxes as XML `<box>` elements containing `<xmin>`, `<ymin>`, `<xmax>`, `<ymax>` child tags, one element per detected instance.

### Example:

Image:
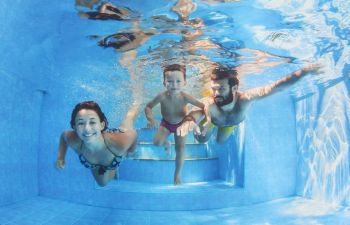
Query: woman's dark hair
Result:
<box><xmin>211</xmin><ymin>66</ymin><xmax>239</xmax><ymax>88</ymax></box>
<box><xmin>70</xmin><ymin>101</ymin><xmax>108</xmax><ymax>131</ymax></box>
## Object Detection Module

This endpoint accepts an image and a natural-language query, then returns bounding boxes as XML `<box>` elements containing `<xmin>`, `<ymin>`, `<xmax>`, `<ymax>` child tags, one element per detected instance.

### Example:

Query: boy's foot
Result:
<box><xmin>174</xmin><ymin>176</ymin><xmax>181</xmax><ymax>185</ymax></box>
<box><xmin>164</xmin><ymin>140</ymin><xmax>171</xmax><ymax>155</ymax></box>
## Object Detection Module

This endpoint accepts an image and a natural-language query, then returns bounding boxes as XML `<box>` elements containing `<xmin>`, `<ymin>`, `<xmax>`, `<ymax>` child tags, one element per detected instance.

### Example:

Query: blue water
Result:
<box><xmin>1</xmin><ymin>0</ymin><xmax>350</xmax><ymax>224</ymax></box>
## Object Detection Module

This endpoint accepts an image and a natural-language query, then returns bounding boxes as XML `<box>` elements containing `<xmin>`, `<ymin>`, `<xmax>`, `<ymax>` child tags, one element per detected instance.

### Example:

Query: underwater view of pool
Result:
<box><xmin>0</xmin><ymin>0</ymin><xmax>349</xmax><ymax>224</ymax></box>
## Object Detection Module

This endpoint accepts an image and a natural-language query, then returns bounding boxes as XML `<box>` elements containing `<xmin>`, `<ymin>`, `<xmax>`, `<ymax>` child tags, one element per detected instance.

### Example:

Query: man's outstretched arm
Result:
<box><xmin>244</xmin><ymin>64</ymin><xmax>320</xmax><ymax>101</ymax></box>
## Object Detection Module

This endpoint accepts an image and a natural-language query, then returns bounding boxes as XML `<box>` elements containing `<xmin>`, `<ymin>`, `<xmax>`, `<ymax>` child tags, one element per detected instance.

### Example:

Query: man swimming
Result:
<box><xmin>177</xmin><ymin>64</ymin><xmax>320</xmax><ymax>143</ymax></box>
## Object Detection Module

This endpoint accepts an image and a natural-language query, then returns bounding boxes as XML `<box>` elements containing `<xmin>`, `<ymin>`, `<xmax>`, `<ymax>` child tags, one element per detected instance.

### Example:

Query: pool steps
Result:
<box><xmin>92</xmin><ymin>180</ymin><xmax>244</xmax><ymax>210</ymax></box>
<box><xmin>119</xmin><ymin>128</ymin><xmax>220</xmax><ymax>183</ymax></box>
<box><xmin>86</xmin><ymin>128</ymin><xmax>241</xmax><ymax>210</ymax></box>
<box><xmin>43</xmin><ymin>128</ymin><xmax>244</xmax><ymax>211</ymax></box>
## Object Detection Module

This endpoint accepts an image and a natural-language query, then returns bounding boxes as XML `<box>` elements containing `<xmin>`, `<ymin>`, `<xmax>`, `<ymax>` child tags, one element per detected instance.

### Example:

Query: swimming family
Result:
<box><xmin>56</xmin><ymin>63</ymin><xmax>320</xmax><ymax>186</ymax></box>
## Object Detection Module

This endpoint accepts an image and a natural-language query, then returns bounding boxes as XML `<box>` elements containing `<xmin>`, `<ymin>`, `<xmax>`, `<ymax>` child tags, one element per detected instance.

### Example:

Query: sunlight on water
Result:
<box><xmin>296</xmin><ymin>82</ymin><xmax>350</xmax><ymax>206</ymax></box>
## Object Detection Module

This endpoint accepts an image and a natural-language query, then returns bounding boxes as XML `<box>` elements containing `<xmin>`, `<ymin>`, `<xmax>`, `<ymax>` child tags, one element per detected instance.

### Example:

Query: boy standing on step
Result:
<box><xmin>144</xmin><ymin>64</ymin><xmax>210</xmax><ymax>185</ymax></box>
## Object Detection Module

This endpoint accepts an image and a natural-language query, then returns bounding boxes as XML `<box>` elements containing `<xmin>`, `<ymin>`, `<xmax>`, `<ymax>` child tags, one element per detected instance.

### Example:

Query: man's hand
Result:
<box><xmin>303</xmin><ymin>63</ymin><xmax>322</xmax><ymax>74</ymax></box>
<box><xmin>176</xmin><ymin>120</ymin><xmax>201</xmax><ymax>137</ymax></box>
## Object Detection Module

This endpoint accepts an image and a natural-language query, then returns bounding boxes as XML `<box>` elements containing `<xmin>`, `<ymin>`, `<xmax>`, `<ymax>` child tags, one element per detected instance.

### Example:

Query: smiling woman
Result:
<box><xmin>55</xmin><ymin>101</ymin><xmax>139</xmax><ymax>187</ymax></box>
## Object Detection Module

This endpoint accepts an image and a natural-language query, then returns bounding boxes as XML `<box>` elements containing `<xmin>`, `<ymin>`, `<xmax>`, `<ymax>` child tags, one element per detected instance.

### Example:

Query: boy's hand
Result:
<box><xmin>147</xmin><ymin>119</ymin><xmax>157</xmax><ymax>128</ymax></box>
<box><xmin>56</xmin><ymin>159</ymin><xmax>65</xmax><ymax>170</ymax></box>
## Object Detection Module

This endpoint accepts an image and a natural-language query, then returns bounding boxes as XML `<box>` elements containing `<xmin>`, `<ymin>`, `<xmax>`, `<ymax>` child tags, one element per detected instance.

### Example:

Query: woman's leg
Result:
<box><xmin>91</xmin><ymin>168</ymin><xmax>116</xmax><ymax>187</ymax></box>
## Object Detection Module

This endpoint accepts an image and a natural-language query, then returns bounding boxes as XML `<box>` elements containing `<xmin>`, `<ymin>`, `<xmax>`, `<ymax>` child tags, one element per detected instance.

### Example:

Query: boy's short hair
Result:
<box><xmin>211</xmin><ymin>66</ymin><xmax>239</xmax><ymax>88</ymax></box>
<box><xmin>163</xmin><ymin>64</ymin><xmax>186</xmax><ymax>81</ymax></box>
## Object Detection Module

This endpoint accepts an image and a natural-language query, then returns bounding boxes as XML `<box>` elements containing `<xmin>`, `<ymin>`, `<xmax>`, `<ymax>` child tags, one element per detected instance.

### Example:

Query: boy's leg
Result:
<box><xmin>154</xmin><ymin>126</ymin><xmax>171</xmax><ymax>152</ymax></box>
<box><xmin>174</xmin><ymin>134</ymin><xmax>186</xmax><ymax>185</ymax></box>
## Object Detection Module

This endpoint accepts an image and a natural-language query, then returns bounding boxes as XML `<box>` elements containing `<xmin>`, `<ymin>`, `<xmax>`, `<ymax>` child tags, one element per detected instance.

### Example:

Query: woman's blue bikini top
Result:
<box><xmin>78</xmin><ymin>128</ymin><xmax>123</xmax><ymax>175</ymax></box>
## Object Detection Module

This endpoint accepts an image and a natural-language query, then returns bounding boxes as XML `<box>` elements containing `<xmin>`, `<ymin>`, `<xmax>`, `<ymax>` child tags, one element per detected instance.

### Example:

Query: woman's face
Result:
<box><xmin>74</xmin><ymin>109</ymin><xmax>105</xmax><ymax>143</ymax></box>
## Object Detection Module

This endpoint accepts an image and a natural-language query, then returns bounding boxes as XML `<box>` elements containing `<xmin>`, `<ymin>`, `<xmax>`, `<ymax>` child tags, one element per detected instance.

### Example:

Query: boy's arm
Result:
<box><xmin>177</xmin><ymin>97</ymin><xmax>213</xmax><ymax>137</ymax></box>
<box><xmin>177</xmin><ymin>109</ymin><xmax>204</xmax><ymax>137</ymax></box>
<box><xmin>243</xmin><ymin>64</ymin><xmax>319</xmax><ymax>101</ymax></box>
<box><xmin>182</xmin><ymin>92</ymin><xmax>205</xmax><ymax>109</ymax></box>
<box><xmin>144</xmin><ymin>93</ymin><xmax>163</xmax><ymax>128</ymax></box>
<box><xmin>183</xmin><ymin>92</ymin><xmax>211</xmax><ymax>125</ymax></box>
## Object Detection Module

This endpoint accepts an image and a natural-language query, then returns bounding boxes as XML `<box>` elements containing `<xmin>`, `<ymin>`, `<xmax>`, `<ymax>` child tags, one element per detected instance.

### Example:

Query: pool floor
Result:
<box><xmin>0</xmin><ymin>196</ymin><xmax>349</xmax><ymax>225</ymax></box>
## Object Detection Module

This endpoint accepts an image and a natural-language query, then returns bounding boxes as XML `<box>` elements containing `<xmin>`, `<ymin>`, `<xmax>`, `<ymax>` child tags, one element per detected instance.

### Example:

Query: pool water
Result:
<box><xmin>1</xmin><ymin>0</ymin><xmax>350</xmax><ymax>224</ymax></box>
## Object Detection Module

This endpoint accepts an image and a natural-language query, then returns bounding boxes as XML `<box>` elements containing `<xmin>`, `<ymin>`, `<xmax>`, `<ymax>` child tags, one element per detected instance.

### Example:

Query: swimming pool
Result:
<box><xmin>1</xmin><ymin>0</ymin><xmax>350</xmax><ymax>224</ymax></box>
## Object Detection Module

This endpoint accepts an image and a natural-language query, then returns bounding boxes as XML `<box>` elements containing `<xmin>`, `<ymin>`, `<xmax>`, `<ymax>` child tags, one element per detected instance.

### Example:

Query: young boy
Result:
<box><xmin>144</xmin><ymin>64</ymin><xmax>209</xmax><ymax>185</ymax></box>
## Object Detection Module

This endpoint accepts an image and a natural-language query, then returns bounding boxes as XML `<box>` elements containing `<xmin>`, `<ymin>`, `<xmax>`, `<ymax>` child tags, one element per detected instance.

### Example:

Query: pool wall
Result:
<box><xmin>0</xmin><ymin>0</ymin><xmax>61</xmax><ymax>205</ymax></box>
<box><xmin>294</xmin><ymin>77</ymin><xmax>350</xmax><ymax>206</ymax></box>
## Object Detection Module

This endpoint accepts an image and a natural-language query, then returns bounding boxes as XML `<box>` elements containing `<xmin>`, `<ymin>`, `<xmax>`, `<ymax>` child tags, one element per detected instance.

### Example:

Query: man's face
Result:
<box><xmin>211</xmin><ymin>78</ymin><xmax>237</xmax><ymax>107</ymax></box>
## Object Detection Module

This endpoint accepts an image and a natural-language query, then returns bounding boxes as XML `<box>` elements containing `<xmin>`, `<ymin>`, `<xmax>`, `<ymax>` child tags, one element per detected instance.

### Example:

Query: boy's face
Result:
<box><xmin>163</xmin><ymin>70</ymin><xmax>186</xmax><ymax>94</ymax></box>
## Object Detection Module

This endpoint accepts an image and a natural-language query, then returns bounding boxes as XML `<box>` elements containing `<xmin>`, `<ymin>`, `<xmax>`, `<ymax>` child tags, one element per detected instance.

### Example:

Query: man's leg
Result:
<box><xmin>216</xmin><ymin>126</ymin><xmax>237</xmax><ymax>144</ymax></box>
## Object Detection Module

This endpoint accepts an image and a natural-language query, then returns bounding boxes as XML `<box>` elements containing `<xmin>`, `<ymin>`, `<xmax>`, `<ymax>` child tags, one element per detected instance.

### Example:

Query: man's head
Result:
<box><xmin>210</xmin><ymin>66</ymin><xmax>239</xmax><ymax>107</ymax></box>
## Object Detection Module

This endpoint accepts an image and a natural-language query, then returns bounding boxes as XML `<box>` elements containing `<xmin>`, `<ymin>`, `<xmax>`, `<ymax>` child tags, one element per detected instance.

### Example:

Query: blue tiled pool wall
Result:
<box><xmin>294</xmin><ymin>78</ymin><xmax>350</xmax><ymax>206</ymax></box>
<box><xmin>243</xmin><ymin>93</ymin><xmax>298</xmax><ymax>201</ymax></box>
<box><xmin>0</xmin><ymin>0</ymin><xmax>62</xmax><ymax>206</ymax></box>
<box><xmin>0</xmin><ymin>74</ymin><xmax>42</xmax><ymax>206</ymax></box>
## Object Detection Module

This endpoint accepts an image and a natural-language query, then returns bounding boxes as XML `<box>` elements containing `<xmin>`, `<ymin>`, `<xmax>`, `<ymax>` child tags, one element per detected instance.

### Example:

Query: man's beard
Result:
<box><xmin>214</xmin><ymin>93</ymin><xmax>233</xmax><ymax>107</ymax></box>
